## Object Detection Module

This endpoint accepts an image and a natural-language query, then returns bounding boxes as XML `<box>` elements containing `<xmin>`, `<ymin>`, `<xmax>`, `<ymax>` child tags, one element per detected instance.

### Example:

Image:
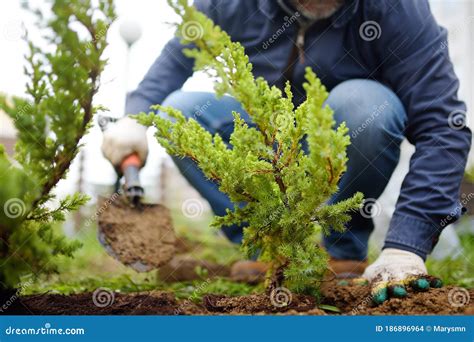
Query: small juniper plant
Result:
<box><xmin>136</xmin><ymin>0</ymin><xmax>363</xmax><ymax>294</ymax></box>
<box><xmin>0</xmin><ymin>0</ymin><xmax>115</xmax><ymax>290</ymax></box>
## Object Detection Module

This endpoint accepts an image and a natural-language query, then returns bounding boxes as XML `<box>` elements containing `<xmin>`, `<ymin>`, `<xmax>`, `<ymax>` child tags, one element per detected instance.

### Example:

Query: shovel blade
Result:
<box><xmin>97</xmin><ymin>196</ymin><xmax>176</xmax><ymax>272</ymax></box>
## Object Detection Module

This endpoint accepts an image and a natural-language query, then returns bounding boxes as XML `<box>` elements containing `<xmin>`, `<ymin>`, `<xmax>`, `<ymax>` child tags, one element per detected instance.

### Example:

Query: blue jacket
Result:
<box><xmin>127</xmin><ymin>0</ymin><xmax>471</xmax><ymax>256</ymax></box>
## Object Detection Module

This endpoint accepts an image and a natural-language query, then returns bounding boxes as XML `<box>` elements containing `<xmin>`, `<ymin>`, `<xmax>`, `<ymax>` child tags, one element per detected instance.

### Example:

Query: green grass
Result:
<box><xmin>23</xmin><ymin>224</ymin><xmax>156</xmax><ymax>295</ymax></box>
<box><xmin>426</xmin><ymin>232</ymin><xmax>474</xmax><ymax>288</ymax></box>
<box><xmin>23</xmin><ymin>209</ymin><xmax>474</xmax><ymax>296</ymax></box>
<box><xmin>164</xmin><ymin>277</ymin><xmax>262</xmax><ymax>302</ymax></box>
<box><xmin>23</xmin><ymin>214</ymin><xmax>252</xmax><ymax>298</ymax></box>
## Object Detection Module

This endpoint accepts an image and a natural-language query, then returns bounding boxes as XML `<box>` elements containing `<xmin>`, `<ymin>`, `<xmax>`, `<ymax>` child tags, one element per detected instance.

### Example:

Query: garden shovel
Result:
<box><xmin>97</xmin><ymin>116</ymin><xmax>177</xmax><ymax>272</ymax></box>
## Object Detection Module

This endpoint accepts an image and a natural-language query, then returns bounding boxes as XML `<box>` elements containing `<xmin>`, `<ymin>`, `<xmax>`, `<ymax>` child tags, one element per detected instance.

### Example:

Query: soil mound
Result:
<box><xmin>97</xmin><ymin>196</ymin><xmax>176</xmax><ymax>271</ymax></box>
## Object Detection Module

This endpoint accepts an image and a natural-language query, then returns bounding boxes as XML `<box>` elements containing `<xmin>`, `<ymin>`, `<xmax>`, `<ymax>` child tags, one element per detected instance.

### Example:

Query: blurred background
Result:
<box><xmin>0</xmin><ymin>0</ymin><xmax>217</xmax><ymax>230</ymax></box>
<box><xmin>0</xmin><ymin>0</ymin><xmax>473</xmax><ymax>261</ymax></box>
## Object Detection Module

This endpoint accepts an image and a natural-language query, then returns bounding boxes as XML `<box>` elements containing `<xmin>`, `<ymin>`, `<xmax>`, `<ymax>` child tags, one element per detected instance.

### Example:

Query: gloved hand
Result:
<box><xmin>101</xmin><ymin>116</ymin><xmax>148</xmax><ymax>168</ymax></box>
<box><xmin>361</xmin><ymin>248</ymin><xmax>442</xmax><ymax>304</ymax></box>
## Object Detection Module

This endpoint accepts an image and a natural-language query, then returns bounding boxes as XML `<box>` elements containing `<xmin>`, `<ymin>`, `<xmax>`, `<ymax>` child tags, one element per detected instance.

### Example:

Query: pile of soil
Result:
<box><xmin>16</xmin><ymin>291</ymin><xmax>200</xmax><ymax>315</ymax></box>
<box><xmin>321</xmin><ymin>282</ymin><xmax>474</xmax><ymax>315</ymax></box>
<box><xmin>97</xmin><ymin>196</ymin><xmax>176</xmax><ymax>271</ymax></box>
<box><xmin>14</xmin><ymin>282</ymin><xmax>474</xmax><ymax>315</ymax></box>
<box><xmin>203</xmin><ymin>293</ymin><xmax>322</xmax><ymax>314</ymax></box>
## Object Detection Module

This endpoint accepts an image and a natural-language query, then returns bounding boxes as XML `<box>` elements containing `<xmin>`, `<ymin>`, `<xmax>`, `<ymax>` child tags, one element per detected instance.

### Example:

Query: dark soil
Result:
<box><xmin>321</xmin><ymin>282</ymin><xmax>474</xmax><ymax>315</ymax></box>
<box><xmin>15</xmin><ymin>291</ymin><xmax>191</xmax><ymax>315</ymax></box>
<box><xmin>11</xmin><ymin>282</ymin><xmax>474</xmax><ymax>315</ymax></box>
<box><xmin>203</xmin><ymin>293</ymin><xmax>320</xmax><ymax>314</ymax></box>
<box><xmin>97</xmin><ymin>196</ymin><xmax>176</xmax><ymax>271</ymax></box>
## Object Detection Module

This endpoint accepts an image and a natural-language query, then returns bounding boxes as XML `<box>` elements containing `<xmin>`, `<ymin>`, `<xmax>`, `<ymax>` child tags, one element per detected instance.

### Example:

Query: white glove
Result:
<box><xmin>362</xmin><ymin>248</ymin><xmax>427</xmax><ymax>283</ymax></box>
<box><xmin>360</xmin><ymin>248</ymin><xmax>441</xmax><ymax>305</ymax></box>
<box><xmin>101</xmin><ymin>116</ymin><xmax>148</xmax><ymax>167</ymax></box>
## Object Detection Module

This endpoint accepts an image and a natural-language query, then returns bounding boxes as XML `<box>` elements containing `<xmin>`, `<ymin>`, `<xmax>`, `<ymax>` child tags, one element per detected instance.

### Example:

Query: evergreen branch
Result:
<box><xmin>0</xmin><ymin>0</ymin><xmax>115</xmax><ymax>289</ymax></box>
<box><xmin>135</xmin><ymin>0</ymin><xmax>366</xmax><ymax>293</ymax></box>
<box><xmin>326</xmin><ymin>157</ymin><xmax>334</xmax><ymax>185</ymax></box>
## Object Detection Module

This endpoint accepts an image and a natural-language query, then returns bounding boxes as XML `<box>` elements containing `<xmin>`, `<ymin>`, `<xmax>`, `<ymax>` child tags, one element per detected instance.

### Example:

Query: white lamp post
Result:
<box><xmin>119</xmin><ymin>20</ymin><xmax>142</xmax><ymax>95</ymax></box>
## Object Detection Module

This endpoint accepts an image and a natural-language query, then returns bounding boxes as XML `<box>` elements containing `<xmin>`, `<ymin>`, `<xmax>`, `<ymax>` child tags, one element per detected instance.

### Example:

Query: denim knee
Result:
<box><xmin>161</xmin><ymin>90</ymin><xmax>246</xmax><ymax>139</ymax></box>
<box><xmin>323</xmin><ymin>80</ymin><xmax>407</xmax><ymax>260</ymax></box>
<box><xmin>160</xmin><ymin>90</ymin><xmax>246</xmax><ymax>244</ymax></box>
<box><xmin>326</xmin><ymin>79</ymin><xmax>406</xmax><ymax>146</ymax></box>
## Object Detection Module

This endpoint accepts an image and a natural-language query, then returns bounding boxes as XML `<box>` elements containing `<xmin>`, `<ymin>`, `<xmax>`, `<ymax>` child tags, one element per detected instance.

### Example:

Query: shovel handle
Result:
<box><xmin>120</xmin><ymin>153</ymin><xmax>142</xmax><ymax>172</ymax></box>
<box><xmin>121</xmin><ymin>153</ymin><xmax>144</xmax><ymax>206</ymax></box>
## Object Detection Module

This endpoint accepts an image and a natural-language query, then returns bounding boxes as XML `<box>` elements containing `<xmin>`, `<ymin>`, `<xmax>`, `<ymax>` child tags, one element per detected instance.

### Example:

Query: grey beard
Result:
<box><xmin>290</xmin><ymin>0</ymin><xmax>344</xmax><ymax>21</ymax></box>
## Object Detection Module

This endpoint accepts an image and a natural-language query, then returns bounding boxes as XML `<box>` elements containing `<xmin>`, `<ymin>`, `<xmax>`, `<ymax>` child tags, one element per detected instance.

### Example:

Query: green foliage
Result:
<box><xmin>426</xmin><ymin>232</ymin><xmax>474</xmax><ymax>288</ymax></box>
<box><xmin>169</xmin><ymin>277</ymin><xmax>261</xmax><ymax>302</ymax></box>
<box><xmin>0</xmin><ymin>0</ymin><xmax>115</xmax><ymax>289</ymax></box>
<box><xmin>464</xmin><ymin>166</ymin><xmax>474</xmax><ymax>184</ymax></box>
<box><xmin>136</xmin><ymin>0</ymin><xmax>363</xmax><ymax>294</ymax></box>
<box><xmin>23</xmin><ymin>220</ymin><xmax>251</xmax><ymax>297</ymax></box>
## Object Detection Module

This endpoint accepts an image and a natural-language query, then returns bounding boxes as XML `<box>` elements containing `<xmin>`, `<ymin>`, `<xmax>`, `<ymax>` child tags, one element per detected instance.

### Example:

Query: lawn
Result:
<box><xmin>23</xmin><ymin>206</ymin><xmax>474</xmax><ymax>302</ymax></box>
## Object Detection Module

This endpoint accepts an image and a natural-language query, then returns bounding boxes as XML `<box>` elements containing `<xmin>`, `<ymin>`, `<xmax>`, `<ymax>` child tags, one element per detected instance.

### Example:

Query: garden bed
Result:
<box><xmin>13</xmin><ymin>282</ymin><xmax>474</xmax><ymax>315</ymax></box>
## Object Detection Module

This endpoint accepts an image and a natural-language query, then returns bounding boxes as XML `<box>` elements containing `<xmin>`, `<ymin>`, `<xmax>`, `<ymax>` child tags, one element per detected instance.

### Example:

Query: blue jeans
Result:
<box><xmin>161</xmin><ymin>79</ymin><xmax>407</xmax><ymax>261</ymax></box>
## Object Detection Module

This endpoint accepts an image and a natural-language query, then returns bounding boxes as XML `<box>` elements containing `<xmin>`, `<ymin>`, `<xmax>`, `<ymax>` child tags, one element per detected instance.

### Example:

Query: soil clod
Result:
<box><xmin>97</xmin><ymin>196</ymin><xmax>176</xmax><ymax>271</ymax></box>
<box><xmin>203</xmin><ymin>293</ymin><xmax>317</xmax><ymax>314</ymax></box>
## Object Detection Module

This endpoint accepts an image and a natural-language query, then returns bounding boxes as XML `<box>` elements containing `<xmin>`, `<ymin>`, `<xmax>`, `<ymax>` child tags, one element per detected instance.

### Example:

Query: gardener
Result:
<box><xmin>102</xmin><ymin>0</ymin><xmax>471</xmax><ymax>303</ymax></box>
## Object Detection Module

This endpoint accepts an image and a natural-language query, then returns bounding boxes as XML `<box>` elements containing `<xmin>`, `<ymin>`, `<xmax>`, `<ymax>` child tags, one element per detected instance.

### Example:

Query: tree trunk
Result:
<box><xmin>266</xmin><ymin>263</ymin><xmax>287</xmax><ymax>294</ymax></box>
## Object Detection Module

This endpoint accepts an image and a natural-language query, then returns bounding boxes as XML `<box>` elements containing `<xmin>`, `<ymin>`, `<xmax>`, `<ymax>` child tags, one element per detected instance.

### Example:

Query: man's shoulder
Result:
<box><xmin>358</xmin><ymin>0</ymin><xmax>431</xmax><ymax>19</ymax></box>
<box><xmin>196</xmin><ymin>0</ymin><xmax>269</xmax><ymax>35</ymax></box>
<box><xmin>196</xmin><ymin>0</ymin><xmax>260</xmax><ymax>16</ymax></box>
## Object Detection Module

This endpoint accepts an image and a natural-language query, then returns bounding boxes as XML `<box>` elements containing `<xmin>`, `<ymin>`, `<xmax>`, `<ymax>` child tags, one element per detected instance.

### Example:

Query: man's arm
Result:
<box><xmin>126</xmin><ymin>0</ymin><xmax>218</xmax><ymax>115</ymax></box>
<box><xmin>373</xmin><ymin>0</ymin><xmax>472</xmax><ymax>258</ymax></box>
<box><xmin>103</xmin><ymin>0</ymin><xmax>217</xmax><ymax>167</ymax></box>
<box><xmin>125</xmin><ymin>35</ymin><xmax>195</xmax><ymax>115</ymax></box>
